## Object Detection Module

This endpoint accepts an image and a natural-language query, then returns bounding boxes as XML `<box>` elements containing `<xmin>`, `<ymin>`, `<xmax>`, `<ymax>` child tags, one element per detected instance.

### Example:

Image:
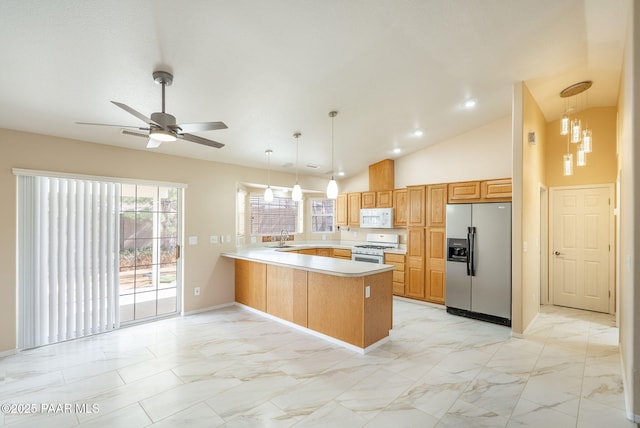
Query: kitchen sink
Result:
<box><xmin>268</xmin><ymin>245</ymin><xmax>296</xmax><ymax>248</ymax></box>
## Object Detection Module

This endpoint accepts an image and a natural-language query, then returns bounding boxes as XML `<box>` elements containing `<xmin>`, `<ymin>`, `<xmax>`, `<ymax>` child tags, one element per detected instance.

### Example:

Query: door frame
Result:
<box><xmin>539</xmin><ymin>184</ymin><xmax>549</xmax><ymax>305</ymax></box>
<box><xmin>549</xmin><ymin>184</ymin><xmax>615</xmax><ymax>314</ymax></box>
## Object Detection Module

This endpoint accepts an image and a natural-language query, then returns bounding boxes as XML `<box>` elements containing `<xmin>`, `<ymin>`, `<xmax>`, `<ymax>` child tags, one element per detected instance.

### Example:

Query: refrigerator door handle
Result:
<box><xmin>468</xmin><ymin>226</ymin><xmax>476</xmax><ymax>276</ymax></box>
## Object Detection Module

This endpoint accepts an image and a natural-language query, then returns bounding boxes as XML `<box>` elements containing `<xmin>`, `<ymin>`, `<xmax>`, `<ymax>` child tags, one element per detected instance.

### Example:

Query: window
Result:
<box><xmin>250</xmin><ymin>194</ymin><xmax>302</xmax><ymax>235</ymax></box>
<box><xmin>310</xmin><ymin>198</ymin><xmax>335</xmax><ymax>233</ymax></box>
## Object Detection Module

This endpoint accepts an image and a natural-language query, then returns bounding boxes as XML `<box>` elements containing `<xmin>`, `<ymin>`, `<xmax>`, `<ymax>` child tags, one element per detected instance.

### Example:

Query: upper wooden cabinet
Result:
<box><xmin>407</xmin><ymin>185</ymin><xmax>426</xmax><ymax>227</ymax></box>
<box><xmin>335</xmin><ymin>193</ymin><xmax>348</xmax><ymax>226</ymax></box>
<box><xmin>481</xmin><ymin>178</ymin><xmax>512</xmax><ymax>201</ymax></box>
<box><xmin>362</xmin><ymin>191</ymin><xmax>376</xmax><ymax>208</ymax></box>
<box><xmin>448</xmin><ymin>181</ymin><xmax>481</xmax><ymax>202</ymax></box>
<box><xmin>377</xmin><ymin>190</ymin><xmax>393</xmax><ymax>208</ymax></box>
<box><xmin>448</xmin><ymin>179</ymin><xmax>512</xmax><ymax>203</ymax></box>
<box><xmin>347</xmin><ymin>193</ymin><xmax>361</xmax><ymax>226</ymax></box>
<box><xmin>369</xmin><ymin>159</ymin><xmax>395</xmax><ymax>191</ymax></box>
<box><xmin>427</xmin><ymin>184</ymin><xmax>447</xmax><ymax>227</ymax></box>
<box><xmin>393</xmin><ymin>189</ymin><xmax>407</xmax><ymax>227</ymax></box>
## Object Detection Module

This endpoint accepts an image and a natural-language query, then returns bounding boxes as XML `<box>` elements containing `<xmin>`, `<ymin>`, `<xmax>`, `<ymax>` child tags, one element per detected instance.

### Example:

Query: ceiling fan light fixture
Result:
<box><xmin>149</xmin><ymin>128</ymin><xmax>177</xmax><ymax>142</ymax></box>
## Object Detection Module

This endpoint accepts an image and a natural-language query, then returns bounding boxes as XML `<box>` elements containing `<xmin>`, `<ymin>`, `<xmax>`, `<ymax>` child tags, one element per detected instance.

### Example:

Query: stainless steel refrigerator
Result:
<box><xmin>445</xmin><ymin>202</ymin><xmax>512</xmax><ymax>326</ymax></box>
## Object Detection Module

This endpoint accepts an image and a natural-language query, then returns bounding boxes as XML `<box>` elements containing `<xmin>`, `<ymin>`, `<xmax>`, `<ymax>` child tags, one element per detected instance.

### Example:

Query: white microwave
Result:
<box><xmin>360</xmin><ymin>208</ymin><xmax>394</xmax><ymax>229</ymax></box>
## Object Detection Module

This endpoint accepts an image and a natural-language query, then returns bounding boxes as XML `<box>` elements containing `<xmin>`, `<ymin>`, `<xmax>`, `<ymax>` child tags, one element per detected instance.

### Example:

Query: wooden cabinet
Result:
<box><xmin>331</xmin><ymin>248</ymin><xmax>352</xmax><ymax>260</ymax></box>
<box><xmin>481</xmin><ymin>178</ymin><xmax>512</xmax><ymax>201</ymax></box>
<box><xmin>369</xmin><ymin>159</ymin><xmax>395</xmax><ymax>191</ymax></box>
<box><xmin>425</xmin><ymin>228</ymin><xmax>446</xmax><ymax>304</ymax></box>
<box><xmin>407</xmin><ymin>185</ymin><xmax>426</xmax><ymax>227</ymax></box>
<box><xmin>335</xmin><ymin>193</ymin><xmax>348</xmax><ymax>226</ymax></box>
<box><xmin>393</xmin><ymin>188</ymin><xmax>407</xmax><ymax>227</ymax></box>
<box><xmin>362</xmin><ymin>191</ymin><xmax>376</xmax><ymax>208</ymax></box>
<box><xmin>235</xmin><ymin>259</ymin><xmax>266</xmax><ymax>311</ymax></box>
<box><xmin>377</xmin><ymin>190</ymin><xmax>393</xmax><ymax>208</ymax></box>
<box><xmin>427</xmin><ymin>184</ymin><xmax>447</xmax><ymax>227</ymax></box>
<box><xmin>347</xmin><ymin>193</ymin><xmax>361</xmax><ymax>226</ymax></box>
<box><xmin>266</xmin><ymin>265</ymin><xmax>308</xmax><ymax>326</ymax></box>
<box><xmin>448</xmin><ymin>181</ymin><xmax>481</xmax><ymax>203</ymax></box>
<box><xmin>298</xmin><ymin>248</ymin><xmax>318</xmax><ymax>255</ymax></box>
<box><xmin>405</xmin><ymin>228</ymin><xmax>425</xmax><ymax>299</ymax></box>
<box><xmin>448</xmin><ymin>179</ymin><xmax>512</xmax><ymax>203</ymax></box>
<box><xmin>316</xmin><ymin>248</ymin><xmax>332</xmax><ymax>257</ymax></box>
<box><xmin>385</xmin><ymin>252</ymin><xmax>406</xmax><ymax>296</ymax></box>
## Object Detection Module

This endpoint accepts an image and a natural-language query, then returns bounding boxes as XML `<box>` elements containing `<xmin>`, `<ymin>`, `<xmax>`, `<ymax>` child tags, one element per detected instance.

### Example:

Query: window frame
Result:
<box><xmin>309</xmin><ymin>197</ymin><xmax>335</xmax><ymax>234</ymax></box>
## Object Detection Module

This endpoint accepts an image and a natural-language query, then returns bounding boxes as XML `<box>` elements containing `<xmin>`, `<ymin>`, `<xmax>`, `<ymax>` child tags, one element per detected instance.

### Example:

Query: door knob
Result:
<box><xmin>554</xmin><ymin>251</ymin><xmax>562</xmax><ymax>256</ymax></box>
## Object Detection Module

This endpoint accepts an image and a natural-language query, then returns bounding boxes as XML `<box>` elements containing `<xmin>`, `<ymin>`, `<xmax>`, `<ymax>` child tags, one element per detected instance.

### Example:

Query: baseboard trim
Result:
<box><xmin>0</xmin><ymin>348</ymin><xmax>17</xmax><ymax>358</ymax></box>
<box><xmin>182</xmin><ymin>302</ymin><xmax>235</xmax><ymax>316</ymax></box>
<box><xmin>234</xmin><ymin>303</ymin><xmax>387</xmax><ymax>354</ymax></box>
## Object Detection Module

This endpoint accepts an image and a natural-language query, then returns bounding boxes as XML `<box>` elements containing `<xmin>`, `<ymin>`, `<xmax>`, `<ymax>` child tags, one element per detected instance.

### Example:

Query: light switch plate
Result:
<box><xmin>365</xmin><ymin>285</ymin><xmax>370</xmax><ymax>298</ymax></box>
<box><xmin>210</xmin><ymin>235</ymin><xmax>218</xmax><ymax>244</ymax></box>
<box><xmin>189</xmin><ymin>236</ymin><xmax>198</xmax><ymax>245</ymax></box>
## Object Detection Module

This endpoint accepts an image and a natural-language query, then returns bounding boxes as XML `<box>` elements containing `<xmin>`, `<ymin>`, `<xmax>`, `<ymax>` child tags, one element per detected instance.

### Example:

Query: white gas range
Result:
<box><xmin>351</xmin><ymin>233</ymin><xmax>399</xmax><ymax>264</ymax></box>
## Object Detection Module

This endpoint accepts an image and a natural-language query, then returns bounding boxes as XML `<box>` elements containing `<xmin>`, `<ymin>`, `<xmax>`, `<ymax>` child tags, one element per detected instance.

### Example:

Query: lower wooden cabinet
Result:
<box><xmin>384</xmin><ymin>253</ymin><xmax>406</xmax><ymax>296</ymax></box>
<box><xmin>406</xmin><ymin>228</ymin><xmax>425</xmax><ymax>299</ymax></box>
<box><xmin>425</xmin><ymin>228</ymin><xmax>446</xmax><ymax>304</ymax></box>
<box><xmin>298</xmin><ymin>248</ymin><xmax>318</xmax><ymax>255</ymax></box>
<box><xmin>266</xmin><ymin>265</ymin><xmax>308</xmax><ymax>326</ymax></box>
<box><xmin>316</xmin><ymin>248</ymin><xmax>332</xmax><ymax>257</ymax></box>
<box><xmin>235</xmin><ymin>259</ymin><xmax>266</xmax><ymax>311</ymax></box>
<box><xmin>332</xmin><ymin>248</ymin><xmax>352</xmax><ymax>260</ymax></box>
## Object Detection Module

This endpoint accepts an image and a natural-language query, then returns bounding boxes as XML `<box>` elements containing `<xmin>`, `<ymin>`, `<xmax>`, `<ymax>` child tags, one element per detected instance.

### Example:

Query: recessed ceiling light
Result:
<box><xmin>464</xmin><ymin>98</ymin><xmax>477</xmax><ymax>109</ymax></box>
<box><xmin>338</xmin><ymin>171</ymin><xmax>345</xmax><ymax>177</ymax></box>
<box><xmin>392</xmin><ymin>148</ymin><xmax>401</xmax><ymax>154</ymax></box>
<box><xmin>413</xmin><ymin>130</ymin><xmax>424</xmax><ymax>137</ymax></box>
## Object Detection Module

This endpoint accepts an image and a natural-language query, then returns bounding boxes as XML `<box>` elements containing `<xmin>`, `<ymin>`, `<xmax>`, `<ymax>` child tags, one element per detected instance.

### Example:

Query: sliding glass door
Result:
<box><xmin>119</xmin><ymin>185</ymin><xmax>181</xmax><ymax>323</ymax></box>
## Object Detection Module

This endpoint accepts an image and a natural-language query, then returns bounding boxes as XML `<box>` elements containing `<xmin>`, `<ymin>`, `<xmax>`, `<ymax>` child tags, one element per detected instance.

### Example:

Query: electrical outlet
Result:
<box><xmin>210</xmin><ymin>235</ymin><xmax>218</xmax><ymax>244</ymax></box>
<box><xmin>194</xmin><ymin>287</ymin><xmax>200</xmax><ymax>296</ymax></box>
<box><xmin>365</xmin><ymin>285</ymin><xmax>370</xmax><ymax>298</ymax></box>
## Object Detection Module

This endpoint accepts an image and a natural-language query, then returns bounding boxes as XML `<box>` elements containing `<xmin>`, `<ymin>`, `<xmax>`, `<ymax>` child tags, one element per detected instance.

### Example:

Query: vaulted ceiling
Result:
<box><xmin>0</xmin><ymin>0</ymin><xmax>628</xmax><ymax>179</ymax></box>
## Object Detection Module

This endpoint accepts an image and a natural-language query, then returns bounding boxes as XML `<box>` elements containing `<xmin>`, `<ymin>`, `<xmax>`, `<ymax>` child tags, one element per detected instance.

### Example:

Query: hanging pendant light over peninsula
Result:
<box><xmin>326</xmin><ymin>111</ymin><xmax>339</xmax><ymax>200</ymax></box>
<box><xmin>264</xmin><ymin>149</ymin><xmax>274</xmax><ymax>202</ymax></box>
<box><xmin>292</xmin><ymin>132</ymin><xmax>302</xmax><ymax>202</ymax></box>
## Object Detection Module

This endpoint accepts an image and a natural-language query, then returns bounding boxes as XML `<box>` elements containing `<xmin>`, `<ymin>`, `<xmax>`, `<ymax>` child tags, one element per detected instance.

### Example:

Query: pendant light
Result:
<box><xmin>264</xmin><ymin>149</ymin><xmax>274</xmax><ymax>202</ymax></box>
<box><xmin>326</xmin><ymin>111</ymin><xmax>339</xmax><ymax>200</ymax></box>
<box><xmin>291</xmin><ymin>132</ymin><xmax>302</xmax><ymax>202</ymax></box>
<box><xmin>559</xmin><ymin>81</ymin><xmax>594</xmax><ymax>176</ymax></box>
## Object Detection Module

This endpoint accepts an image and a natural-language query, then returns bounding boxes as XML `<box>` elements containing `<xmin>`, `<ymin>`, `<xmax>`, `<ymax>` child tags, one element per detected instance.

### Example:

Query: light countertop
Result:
<box><xmin>221</xmin><ymin>247</ymin><xmax>396</xmax><ymax>277</ymax></box>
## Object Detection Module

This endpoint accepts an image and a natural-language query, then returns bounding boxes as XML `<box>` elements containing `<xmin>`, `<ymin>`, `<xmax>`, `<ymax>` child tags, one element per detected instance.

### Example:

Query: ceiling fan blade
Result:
<box><xmin>111</xmin><ymin>101</ymin><xmax>159</xmax><ymax>126</ymax></box>
<box><xmin>146</xmin><ymin>139</ymin><xmax>163</xmax><ymax>149</ymax></box>
<box><xmin>121</xmin><ymin>129</ymin><xmax>149</xmax><ymax>139</ymax></box>
<box><xmin>76</xmin><ymin>121</ymin><xmax>149</xmax><ymax>130</ymax></box>
<box><xmin>178</xmin><ymin>133</ymin><xmax>225</xmax><ymax>148</ymax></box>
<box><xmin>176</xmin><ymin>121</ymin><xmax>228</xmax><ymax>133</ymax></box>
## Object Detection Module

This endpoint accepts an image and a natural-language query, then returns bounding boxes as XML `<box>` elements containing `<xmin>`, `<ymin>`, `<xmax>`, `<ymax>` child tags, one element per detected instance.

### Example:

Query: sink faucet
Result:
<box><xmin>280</xmin><ymin>230</ymin><xmax>289</xmax><ymax>247</ymax></box>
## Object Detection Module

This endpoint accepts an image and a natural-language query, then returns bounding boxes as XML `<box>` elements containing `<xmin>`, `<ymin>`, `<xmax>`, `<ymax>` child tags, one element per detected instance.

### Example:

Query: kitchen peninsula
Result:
<box><xmin>221</xmin><ymin>247</ymin><xmax>394</xmax><ymax>352</ymax></box>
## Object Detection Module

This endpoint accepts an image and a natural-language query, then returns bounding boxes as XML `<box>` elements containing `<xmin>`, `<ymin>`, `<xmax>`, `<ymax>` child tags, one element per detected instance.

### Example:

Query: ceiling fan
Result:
<box><xmin>77</xmin><ymin>70</ymin><xmax>227</xmax><ymax>149</ymax></box>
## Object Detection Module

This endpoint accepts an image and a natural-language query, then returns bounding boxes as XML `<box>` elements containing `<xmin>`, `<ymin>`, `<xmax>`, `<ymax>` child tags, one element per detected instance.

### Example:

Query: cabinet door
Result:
<box><xmin>448</xmin><ymin>181</ymin><xmax>481</xmax><ymax>203</ymax></box>
<box><xmin>407</xmin><ymin>186</ymin><xmax>426</xmax><ymax>227</ymax></box>
<box><xmin>427</xmin><ymin>184</ymin><xmax>447</xmax><ymax>228</ymax></box>
<box><xmin>335</xmin><ymin>193</ymin><xmax>348</xmax><ymax>226</ymax></box>
<box><xmin>406</xmin><ymin>228</ymin><xmax>425</xmax><ymax>299</ymax></box>
<box><xmin>348</xmin><ymin>193</ymin><xmax>361</xmax><ymax>226</ymax></box>
<box><xmin>426</xmin><ymin>228</ymin><xmax>446</xmax><ymax>304</ymax></box>
<box><xmin>377</xmin><ymin>190</ymin><xmax>393</xmax><ymax>208</ymax></box>
<box><xmin>298</xmin><ymin>248</ymin><xmax>318</xmax><ymax>255</ymax></box>
<box><xmin>332</xmin><ymin>248</ymin><xmax>352</xmax><ymax>259</ymax></box>
<box><xmin>235</xmin><ymin>259</ymin><xmax>266</xmax><ymax>311</ymax></box>
<box><xmin>361</xmin><ymin>191</ymin><xmax>376</xmax><ymax>208</ymax></box>
<box><xmin>393</xmin><ymin>189</ymin><xmax>407</xmax><ymax>227</ymax></box>
<box><xmin>316</xmin><ymin>248</ymin><xmax>331</xmax><ymax>257</ymax></box>
<box><xmin>481</xmin><ymin>178</ymin><xmax>512</xmax><ymax>201</ymax></box>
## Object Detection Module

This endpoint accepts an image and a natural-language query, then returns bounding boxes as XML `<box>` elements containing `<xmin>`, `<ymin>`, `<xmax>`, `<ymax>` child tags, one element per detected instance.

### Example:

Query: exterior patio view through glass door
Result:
<box><xmin>119</xmin><ymin>184</ymin><xmax>181</xmax><ymax>322</ymax></box>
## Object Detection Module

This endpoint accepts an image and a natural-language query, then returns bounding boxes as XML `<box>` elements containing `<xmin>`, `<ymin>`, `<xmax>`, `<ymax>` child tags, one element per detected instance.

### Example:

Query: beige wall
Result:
<box><xmin>340</xmin><ymin>115</ymin><xmax>513</xmax><ymax>193</ymax></box>
<box><xmin>618</xmin><ymin>0</ymin><xmax>639</xmax><ymax>420</ymax></box>
<box><xmin>0</xmin><ymin>128</ymin><xmax>327</xmax><ymax>352</ymax></box>
<box><xmin>520</xmin><ymin>83</ymin><xmax>548</xmax><ymax>332</ymax></box>
<box><xmin>546</xmin><ymin>107</ymin><xmax>618</xmax><ymax>187</ymax></box>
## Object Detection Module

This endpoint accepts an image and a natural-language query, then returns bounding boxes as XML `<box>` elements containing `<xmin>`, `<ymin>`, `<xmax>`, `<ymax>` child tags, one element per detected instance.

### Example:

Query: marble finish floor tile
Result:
<box><xmin>0</xmin><ymin>301</ymin><xmax>635</xmax><ymax>427</ymax></box>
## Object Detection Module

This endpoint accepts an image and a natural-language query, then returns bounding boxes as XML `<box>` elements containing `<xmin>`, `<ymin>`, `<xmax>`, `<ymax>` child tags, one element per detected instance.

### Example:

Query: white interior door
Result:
<box><xmin>550</xmin><ymin>186</ymin><xmax>612</xmax><ymax>313</ymax></box>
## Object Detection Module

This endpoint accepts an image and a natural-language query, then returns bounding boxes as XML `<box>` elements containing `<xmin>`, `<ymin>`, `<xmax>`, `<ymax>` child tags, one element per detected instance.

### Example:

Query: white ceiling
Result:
<box><xmin>0</xmin><ymin>0</ymin><xmax>628</xmax><ymax>179</ymax></box>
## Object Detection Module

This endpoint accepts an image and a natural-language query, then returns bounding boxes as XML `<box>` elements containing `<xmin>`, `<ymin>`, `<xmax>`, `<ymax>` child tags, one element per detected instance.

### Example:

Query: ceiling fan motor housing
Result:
<box><xmin>151</xmin><ymin>112</ymin><xmax>177</xmax><ymax>129</ymax></box>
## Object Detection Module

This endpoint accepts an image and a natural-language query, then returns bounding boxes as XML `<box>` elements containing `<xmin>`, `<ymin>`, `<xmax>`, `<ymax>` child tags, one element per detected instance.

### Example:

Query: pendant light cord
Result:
<box><xmin>295</xmin><ymin>134</ymin><xmax>299</xmax><ymax>184</ymax></box>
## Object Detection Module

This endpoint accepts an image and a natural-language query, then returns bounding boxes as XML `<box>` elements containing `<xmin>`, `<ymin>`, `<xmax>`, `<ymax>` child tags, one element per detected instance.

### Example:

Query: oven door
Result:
<box><xmin>352</xmin><ymin>253</ymin><xmax>384</xmax><ymax>264</ymax></box>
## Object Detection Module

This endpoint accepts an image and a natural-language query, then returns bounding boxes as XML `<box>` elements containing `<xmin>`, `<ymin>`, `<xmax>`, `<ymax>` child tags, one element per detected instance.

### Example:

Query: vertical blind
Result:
<box><xmin>17</xmin><ymin>175</ymin><xmax>120</xmax><ymax>349</ymax></box>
